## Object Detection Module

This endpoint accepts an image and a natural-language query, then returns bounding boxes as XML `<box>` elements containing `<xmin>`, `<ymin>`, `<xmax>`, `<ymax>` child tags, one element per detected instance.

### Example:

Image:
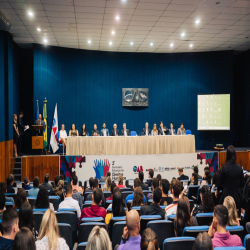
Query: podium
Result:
<box><xmin>32</xmin><ymin>125</ymin><xmax>44</xmax><ymax>149</ymax></box>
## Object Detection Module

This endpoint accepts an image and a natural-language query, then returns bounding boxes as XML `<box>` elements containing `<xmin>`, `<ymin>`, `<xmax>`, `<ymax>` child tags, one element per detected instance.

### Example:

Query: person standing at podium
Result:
<box><xmin>59</xmin><ymin>124</ymin><xmax>67</xmax><ymax>155</ymax></box>
<box><xmin>13</xmin><ymin>114</ymin><xmax>19</xmax><ymax>158</ymax></box>
<box><xmin>35</xmin><ymin>114</ymin><xmax>45</xmax><ymax>136</ymax></box>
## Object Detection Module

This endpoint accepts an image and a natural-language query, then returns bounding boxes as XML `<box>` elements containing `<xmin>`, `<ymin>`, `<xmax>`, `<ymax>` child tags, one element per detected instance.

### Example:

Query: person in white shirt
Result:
<box><xmin>59</xmin><ymin>124</ymin><xmax>67</xmax><ymax>155</ymax></box>
<box><xmin>58</xmin><ymin>184</ymin><xmax>81</xmax><ymax>218</ymax></box>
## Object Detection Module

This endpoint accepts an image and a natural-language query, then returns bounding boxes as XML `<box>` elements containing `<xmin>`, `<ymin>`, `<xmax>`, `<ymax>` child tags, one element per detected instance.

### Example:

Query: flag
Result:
<box><xmin>50</xmin><ymin>103</ymin><xmax>59</xmax><ymax>153</ymax></box>
<box><xmin>36</xmin><ymin>100</ymin><xmax>39</xmax><ymax>120</ymax></box>
<box><xmin>43</xmin><ymin>98</ymin><xmax>47</xmax><ymax>149</ymax></box>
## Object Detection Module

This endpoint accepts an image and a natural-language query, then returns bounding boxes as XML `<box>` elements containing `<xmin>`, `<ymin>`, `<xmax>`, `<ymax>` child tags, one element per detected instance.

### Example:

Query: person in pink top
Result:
<box><xmin>117</xmin><ymin>175</ymin><xmax>126</xmax><ymax>188</ymax></box>
<box><xmin>71</xmin><ymin>175</ymin><xmax>83</xmax><ymax>194</ymax></box>
<box><xmin>208</xmin><ymin>205</ymin><xmax>242</xmax><ymax>248</ymax></box>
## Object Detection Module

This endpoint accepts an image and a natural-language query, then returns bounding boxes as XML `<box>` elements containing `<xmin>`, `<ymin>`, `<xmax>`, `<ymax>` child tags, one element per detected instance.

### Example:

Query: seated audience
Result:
<box><xmin>51</xmin><ymin>179</ymin><xmax>64</xmax><ymax>201</ymax></box>
<box><xmin>71</xmin><ymin>175</ymin><xmax>83</xmax><ymax>194</ymax></box>
<box><xmin>190</xmin><ymin>173</ymin><xmax>198</xmax><ymax>185</ymax></box>
<box><xmin>165</xmin><ymin>179</ymin><xmax>182</xmax><ymax>218</ymax></box>
<box><xmin>100</xmin><ymin>171</ymin><xmax>111</xmax><ymax>182</ymax></box>
<box><xmin>52</xmin><ymin>175</ymin><xmax>60</xmax><ymax>188</ymax></box>
<box><xmin>86</xmin><ymin>226</ymin><xmax>112</xmax><ymax>250</ymax></box>
<box><xmin>193</xmin><ymin>232</ymin><xmax>213</xmax><ymax>250</ymax></box>
<box><xmin>125</xmin><ymin>178</ymin><xmax>146</xmax><ymax>205</ymax></box>
<box><xmin>160</xmin><ymin>179</ymin><xmax>173</xmax><ymax>206</ymax></box>
<box><xmin>0</xmin><ymin>208</ymin><xmax>19</xmax><ymax>250</ymax></box>
<box><xmin>12</xmin><ymin>227</ymin><xmax>36</xmax><ymax>250</ymax></box>
<box><xmin>208</xmin><ymin>205</ymin><xmax>242</xmax><ymax>248</ymax></box>
<box><xmin>174</xmin><ymin>196</ymin><xmax>198</xmax><ymax>236</ymax></box>
<box><xmin>58</xmin><ymin>184</ymin><xmax>81</xmax><ymax>218</ymax></box>
<box><xmin>35</xmin><ymin>209</ymin><xmax>69</xmax><ymax>250</ymax></box>
<box><xmin>211</xmin><ymin>171</ymin><xmax>220</xmax><ymax>191</ymax></box>
<box><xmin>27</xmin><ymin>176</ymin><xmax>40</xmax><ymax>197</ymax></box>
<box><xmin>23</xmin><ymin>177</ymin><xmax>32</xmax><ymax>190</ymax></box>
<box><xmin>147</xmin><ymin>178</ymin><xmax>159</xmax><ymax>201</ymax></box>
<box><xmin>106</xmin><ymin>182</ymin><xmax>117</xmax><ymax>201</ymax></box>
<box><xmin>117</xmin><ymin>175</ymin><xmax>126</xmax><ymax>188</ymax></box>
<box><xmin>203</xmin><ymin>170</ymin><xmax>212</xmax><ymax>185</ymax></box>
<box><xmin>117</xmin><ymin>210</ymin><xmax>141</xmax><ymax>250</ymax></box>
<box><xmin>34</xmin><ymin>187</ymin><xmax>54</xmax><ymax>210</ymax></box>
<box><xmin>85</xmin><ymin>177</ymin><xmax>94</xmax><ymax>193</ymax></box>
<box><xmin>204</xmin><ymin>166</ymin><xmax>210</xmax><ymax>172</ymax></box>
<box><xmin>14</xmin><ymin>188</ymin><xmax>28</xmax><ymax>209</ymax></box>
<box><xmin>139</xmin><ymin>171</ymin><xmax>148</xmax><ymax>190</ymax></box>
<box><xmin>141</xmin><ymin>228</ymin><xmax>159</xmax><ymax>250</ymax></box>
<box><xmin>79</xmin><ymin>188</ymin><xmax>107</xmax><ymax>222</ymax></box>
<box><xmin>0</xmin><ymin>192</ymin><xmax>5</xmax><ymax>220</ymax></box>
<box><xmin>106</xmin><ymin>187</ymin><xmax>120</xmax><ymax>210</ymax></box>
<box><xmin>0</xmin><ymin>182</ymin><xmax>14</xmax><ymax>204</ymax></box>
<box><xmin>156</xmin><ymin>174</ymin><xmax>162</xmax><ymax>183</ymax></box>
<box><xmin>39</xmin><ymin>173</ymin><xmax>52</xmax><ymax>192</ymax></box>
<box><xmin>177</xmin><ymin>167</ymin><xmax>189</xmax><ymax>181</ymax></box>
<box><xmin>246</xmin><ymin>222</ymin><xmax>250</xmax><ymax>234</ymax></box>
<box><xmin>103</xmin><ymin>176</ymin><xmax>112</xmax><ymax>191</ymax></box>
<box><xmin>223</xmin><ymin>196</ymin><xmax>239</xmax><ymax>226</ymax></box>
<box><xmin>131</xmin><ymin>187</ymin><xmax>145</xmax><ymax>207</ymax></box>
<box><xmin>19</xmin><ymin>203</ymin><xmax>38</xmax><ymax>240</ymax></box>
<box><xmin>193</xmin><ymin>166</ymin><xmax>202</xmax><ymax>180</ymax></box>
<box><xmin>105</xmin><ymin>191</ymin><xmax>126</xmax><ymax>225</ymax></box>
<box><xmin>141</xmin><ymin>187</ymin><xmax>165</xmax><ymax>219</ymax></box>
<box><xmin>192</xmin><ymin>185</ymin><xmax>214</xmax><ymax>217</ymax></box>
<box><xmin>145</xmin><ymin>169</ymin><xmax>154</xmax><ymax>187</ymax></box>
<box><xmin>6</xmin><ymin>174</ymin><xmax>15</xmax><ymax>193</ymax></box>
<box><xmin>73</xmin><ymin>188</ymin><xmax>84</xmax><ymax>211</ymax></box>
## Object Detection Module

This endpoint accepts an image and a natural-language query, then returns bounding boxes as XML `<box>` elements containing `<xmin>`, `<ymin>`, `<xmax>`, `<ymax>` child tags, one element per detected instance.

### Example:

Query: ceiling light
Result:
<box><xmin>28</xmin><ymin>11</ymin><xmax>34</xmax><ymax>17</ymax></box>
<box><xmin>170</xmin><ymin>43</ymin><xmax>174</xmax><ymax>47</ymax></box>
<box><xmin>190</xmin><ymin>44</ymin><xmax>193</xmax><ymax>48</ymax></box>
<box><xmin>109</xmin><ymin>42</ymin><xmax>112</xmax><ymax>45</ymax></box>
<box><xmin>37</xmin><ymin>27</ymin><xmax>41</xmax><ymax>32</ymax></box>
<box><xmin>181</xmin><ymin>32</ymin><xmax>185</xmax><ymax>37</ymax></box>
<box><xmin>116</xmin><ymin>16</ymin><xmax>120</xmax><ymax>20</ymax></box>
<box><xmin>130</xmin><ymin>42</ymin><xmax>133</xmax><ymax>45</ymax></box>
<box><xmin>88</xmin><ymin>40</ymin><xmax>91</xmax><ymax>44</ymax></box>
<box><xmin>43</xmin><ymin>38</ymin><xmax>48</xmax><ymax>44</ymax></box>
<box><xmin>195</xmin><ymin>19</ymin><xmax>200</xmax><ymax>24</ymax></box>
<box><xmin>150</xmin><ymin>43</ymin><xmax>153</xmax><ymax>46</ymax></box>
<box><xmin>111</xmin><ymin>30</ymin><xmax>115</xmax><ymax>35</ymax></box>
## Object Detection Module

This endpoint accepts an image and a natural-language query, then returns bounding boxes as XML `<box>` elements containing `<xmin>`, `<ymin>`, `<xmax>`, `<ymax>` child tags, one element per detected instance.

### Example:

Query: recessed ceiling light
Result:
<box><xmin>195</xmin><ymin>19</ymin><xmax>200</xmax><ymax>24</ymax></box>
<box><xmin>109</xmin><ymin>42</ymin><xmax>112</xmax><ymax>45</ymax></box>
<box><xmin>88</xmin><ymin>40</ymin><xmax>91</xmax><ymax>44</ymax></box>
<box><xmin>111</xmin><ymin>30</ymin><xmax>115</xmax><ymax>35</ymax></box>
<box><xmin>37</xmin><ymin>28</ymin><xmax>41</xmax><ymax>32</ymax></box>
<box><xmin>181</xmin><ymin>32</ymin><xmax>185</xmax><ymax>37</ymax></box>
<box><xmin>130</xmin><ymin>42</ymin><xmax>133</xmax><ymax>45</ymax></box>
<box><xmin>121</xmin><ymin>0</ymin><xmax>126</xmax><ymax>2</ymax></box>
<box><xmin>43</xmin><ymin>38</ymin><xmax>48</xmax><ymax>44</ymax></box>
<box><xmin>170</xmin><ymin>43</ymin><xmax>174</xmax><ymax>47</ymax></box>
<box><xmin>116</xmin><ymin>16</ymin><xmax>120</xmax><ymax>20</ymax></box>
<box><xmin>150</xmin><ymin>43</ymin><xmax>153</xmax><ymax>46</ymax></box>
<box><xmin>190</xmin><ymin>44</ymin><xmax>193</xmax><ymax>48</ymax></box>
<box><xmin>28</xmin><ymin>11</ymin><xmax>34</xmax><ymax>17</ymax></box>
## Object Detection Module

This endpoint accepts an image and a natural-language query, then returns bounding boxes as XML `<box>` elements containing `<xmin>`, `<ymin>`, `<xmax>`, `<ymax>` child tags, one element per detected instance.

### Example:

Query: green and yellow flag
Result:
<box><xmin>43</xmin><ymin>98</ymin><xmax>47</xmax><ymax>149</ymax></box>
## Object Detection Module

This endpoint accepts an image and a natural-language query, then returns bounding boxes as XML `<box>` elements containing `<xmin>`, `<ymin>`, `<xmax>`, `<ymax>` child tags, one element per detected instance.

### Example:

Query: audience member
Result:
<box><xmin>211</xmin><ymin>171</ymin><xmax>220</xmax><ymax>191</ymax></box>
<box><xmin>85</xmin><ymin>177</ymin><xmax>94</xmax><ymax>192</ymax></box>
<box><xmin>192</xmin><ymin>185</ymin><xmax>214</xmax><ymax>217</ymax></box>
<box><xmin>139</xmin><ymin>171</ymin><xmax>148</xmax><ymax>190</ymax></box>
<box><xmin>246</xmin><ymin>222</ymin><xmax>250</xmax><ymax>234</ymax></box>
<box><xmin>39</xmin><ymin>173</ymin><xmax>52</xmax><ymax>192</ymax></box>
<box><xmin>36</xmin><ymin>209</ymin><xmax>69</xmax><ymax>250</ymax></box>
<box><xmin>58</xmin><ymin>184</ymin><xmax>81</xmax><ymax>218</ymax></box>
<box><xmin>23</xmin><ymin>177</ymin><xmax>32</xmax><ymax>190</ymax></box>
<box><xmin>106</xmin><ymin>186</ymin><xmax>120</xmax><ymax>210</ymax></box>
<box><xmin>27</xmin><ymin>176</ymin><xmax>40</xmax><ymax>197</ymax></box>
<box><xmin>117</xmin><ymin>175</ymin><xmax>126</xmax><ymax>188</ymax></box>
<box><xmin>156</xmin><ymin>174</ymin><xmax>162</xmax><ymax>185</ymax></box>
<box><xmin>6</xmin><ymin>174</ymin><xmax>15</xmax><ymax>193</ymax></box>
<box><xmin>160</xmin><ymin>179</ymin><xmax>173</xmax><ymax>206</ymax></box>
<box><xmin>105</xmin><ymin>191</ymin><xmax>126</xmax><ymax>225</ymax></box>
<box><xmin>223</xmin><ymin>196</ymin><xmax>239</xmax><ymax>226</ymax></box>
<box><xmin>86</xmin><ymin>226</ymin><xmax>112</xmax><ymax>250</ymax></box>
<box><xmin>0</xmin><ymin>208</ymin><xmax>19</xmax><ymax>250</ymax></box>
<box><xmin>19</xmin><ymin>203</ymin><xmax>38</xmax><ymax>240</ymax></box>
<box><xmin>34</xmin><ymin>187</ymin><xmax>54</xmax><ymax>210</ymax></box>
<box><xmin>193</xmin><ymin>232</ymin><xmax>213</xmax><ymax>250</ymax></box>
<box><xmin>103</xmin><ymin>176</ymin><xmax>112</xmax><ymax>191</ymax></box>
<box><xmin>174</xmin><ymin>196</ymin><xmax>198</xmax><ymax>236</ymax></box>
<box><xmin>141</xmin><ymin>228</ymin><xmax>159</xmax><ymax>250</ymax></box>
<box><xmin>193</xmin><ymin>166</ymin><xmax>202</xmax><ymax>180</ymax></box>
<box><xmin>177</xmin><ymin>167</ymin><xmax>189</xmax><ymax>181</ymax></box>
<box><xmin>53</xmin><ymin>175</ymin><xmax>60</xmax><ymax>188</ymax></box>
<box><xmin>204</xmin><ymin>166</ymin><xmax>210</xmax><ymax>172</ymax></box>
<box><xmin>165</xmin><ymin>179</ymin><xmax>182</xmax><ymax>217</ymax></box>
<box><xmin>0</xmin><ymin>192</ymin><xmax>5</xmax><ymax>220</ymax></box>
<box><xmin>12</xmin><ymin>227</ymin><xmax>36</xmax><ymax>250</ymax></box>
<box><xmin>0</xmin><ymin>182</ymin><xmax>14</xmax><ymax>205</ymax></box>
<box><xmin>79</xmin><ymin>188</ymin><xmax>107</xmax><ymax>223</ymax></box>
<box><xmin>131</xmin><ymin>187</ymin><xmax>145</xmax><ymax>207</ymax></box>
<box><xmin>208</xmin><ymin>205</ymin><xmax>242</xmax><ymax>248</ymax></box>
<box><xmin>73</xmin><ymin>188</ymin><xmax>84</xmax><ymax>211</ymax></box>
<box><xmin>71</xmin><ymin>175</ymin><xmax>83</xmax><ymax>194</ymax></box>
<box><xmin>203</xmin><ymin>170</ymin><xmax>212</xmax><ymax>185</ymax></box>
<box><xmin>106</xmin><ymin>182</ymin><xmax>117</xmax><ymax>201</ymax></box>
<box><xmin>100</xmin><ymin>171</ymin><xmax>111</xmax><ymax>182</ymax></box>
<box><xmin>145</xmin><ymin>169</ymin><xmax>154</xmax><ymax>187</ymax></box>
<box><xmin>190</xmin><ymin>173</ymin><xmax>198</xmax><ymax>185</ymax></box>
<box><xmin>117</xmin><ymin>210</ymin><xmax>141</xmax><ymax>250</ymax></box>
<box><xmin>147</xmin><ymin>178</ymin><xmax>159</xmax><ymax>201</ymax></box>
<box><xmin>51</xmin><ymin>179</ymin><xmax>64</xmax><ymax>201</ymax></box>
<box><xmin>125</xmin><ymin>178</ymin><xmax>146</xmax><ymax>205</ymax></box>
<box><xmin>141</xmin><ymin>187</ymin><xmax>165</xmax><ymax>219</ymax></box>
<box><xmin>14</xmin><ymin>188</ymin><xmax>28</xmax><ymax>209</ymax></box>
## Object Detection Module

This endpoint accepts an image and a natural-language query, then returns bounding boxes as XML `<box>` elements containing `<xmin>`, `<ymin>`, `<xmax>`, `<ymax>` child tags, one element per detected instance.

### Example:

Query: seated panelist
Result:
<box><xmin>121</xmin><ymin>123</ymin><xmax>130</xmax><ymax>136</ymax></box>
<box><xmin>91</xmin><ymin>124</ymin><xmax>100</xmax><ymax>136</ymax></box>
<box><xmin>59</xmin><ymin>124</ymin><xmax>67</xmax><ymax>155</ymax></box>
<box><xmin>111</xmin><ymin>124</ymin><xmax>119</xmax><ymax>136</ymax></box>
<box><xmin>158</xmin><ymin>121</ymin><xmax>168</xmax><ymax>135</ymax></box>
<box><xmin>80</xmin><ymin>123</ymin><xmax>88</xmax><ymax>136</ymax></box>
<box><xmin>69</xmin><ymin>123</ymin><xmax>78</xmax><ymax>136</ymax></box>
<box><xmin>151</xmin><ymin>124</ymin><xmax>158</xmax><ymax>136</ymax></box>
<box><xmin>142</xmin><ymin>122</ymin><xmax>151</xmax><ymax>136</ymax></box>
<box><xmin>177</xmin><ymin>123</ymin><xmax>186</xmax><ymax>135</ymax></box>
<box><xmin>100</xmin><ymin>123</ymin><xmax>109</xmax><ymax>136</ymax></box>
<box><xmin>168</xmin><ymin>123</ymin><xmax>176</xmax><ymax>135</ymax></box>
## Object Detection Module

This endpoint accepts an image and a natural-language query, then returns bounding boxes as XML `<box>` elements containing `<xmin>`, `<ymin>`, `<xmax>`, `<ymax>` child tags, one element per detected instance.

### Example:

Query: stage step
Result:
<box><xmin>13</xmin><ymin>157</ymin><xmax>22</xmax><ymax>182</ymax></box>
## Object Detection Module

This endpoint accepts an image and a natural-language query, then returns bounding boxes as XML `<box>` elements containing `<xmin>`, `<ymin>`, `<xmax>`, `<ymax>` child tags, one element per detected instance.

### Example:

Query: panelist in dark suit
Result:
<box><xmin>177</xmin><ymin>167</ymin><xmax>189</xmax><ymax>181</ymax></box>
<box><xmin>18</xmin><ymin>111</ymin><xmax>27</xmax><ymax>156</ymax></box>
<box><xmin>121</xmin><ymin>123</ymin><xmax>130</xmax><ymax>136</ymax></box>
<box><xmin>158</xmin><ymin>121</ymin><xmax>168</xmax><ymax>135</ymax></box>
<box><xmin>91</xmin><ymin>124</ymin><xmax>100</xmax><ymax>136</ymax></box>
<box><xmin>142</xmin><ymin>122</ymin><xmax>151</xmax><ymax>136</ymax></box>
<box><xmin>35</xmin><ymin>114</ymin><xmax>46</xmax><ymax>136</ymax></box>
<box><xmin>177</xmin><ymin>123</ymin><xmax>186</xmax><ymax>135</ymax></box>
<box><xmin>111</xmin><ymin>124</ymin><xmax>119</xmax><ymax>136</ymax></box>
<box><xmin>168</xmin><ymin>123</ymin><xmax>176</xmax><ymax>135</ymax></box>
<box><xmin>100</xmin><ymin>123</ymin><xmax>109</xmax><ymax>136</ymax></box>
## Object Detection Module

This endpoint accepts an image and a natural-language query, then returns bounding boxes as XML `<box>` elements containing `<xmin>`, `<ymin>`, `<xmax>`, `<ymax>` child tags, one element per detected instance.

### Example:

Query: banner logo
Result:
<box><xmin>133</xmin><ymin>166</ymin><xmax>143</xmax><ymax>173</ymax></box>
<box><xmin>93</xmin><ymin>159</ymin><xmax>110</xmax><ymax>180</ymax></box>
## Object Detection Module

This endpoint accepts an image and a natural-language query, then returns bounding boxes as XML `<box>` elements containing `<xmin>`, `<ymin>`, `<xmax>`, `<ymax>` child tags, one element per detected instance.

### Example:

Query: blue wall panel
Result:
<box><xmin>33</xmin><ymin>44</ymin><xmax>234</xmax><ymax>150</ymax></box>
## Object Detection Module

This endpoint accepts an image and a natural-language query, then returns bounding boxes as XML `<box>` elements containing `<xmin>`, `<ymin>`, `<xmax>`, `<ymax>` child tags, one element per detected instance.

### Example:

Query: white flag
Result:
<box><xmin>50</xmin><ymin>103</ymin><xmax>59</xmax><ymax>153</ymax></box>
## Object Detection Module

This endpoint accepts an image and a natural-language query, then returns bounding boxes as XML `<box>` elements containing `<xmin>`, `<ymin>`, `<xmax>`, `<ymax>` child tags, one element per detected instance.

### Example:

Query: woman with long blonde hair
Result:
<box><xmin>103</xmin><ymin>176</ymin><xmax>112</xmax><ymax>191</ymax></box>
<box><xmin>35</xmin><ymin>209</ymin><xmax>69</xmax><ymax>250</ymax></box>
<box><xmin>223</xmin><ymin>196</ymin><xmax>239</xmax><ymax>226</ymax></box>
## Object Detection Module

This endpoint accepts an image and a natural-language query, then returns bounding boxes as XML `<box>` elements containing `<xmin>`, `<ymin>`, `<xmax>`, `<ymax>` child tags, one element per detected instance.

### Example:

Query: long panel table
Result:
<box><xmin>66</xmin><ymin>135</ymin><xmax>196</xmax><ymax>155</ymax></box>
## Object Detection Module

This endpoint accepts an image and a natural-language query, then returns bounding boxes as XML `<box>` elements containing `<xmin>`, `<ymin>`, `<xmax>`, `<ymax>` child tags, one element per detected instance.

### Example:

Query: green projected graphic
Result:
<box><xmin>197</xmin><ymin>94</ymin><xmax>230</xmax><ymax>130</ymax></box>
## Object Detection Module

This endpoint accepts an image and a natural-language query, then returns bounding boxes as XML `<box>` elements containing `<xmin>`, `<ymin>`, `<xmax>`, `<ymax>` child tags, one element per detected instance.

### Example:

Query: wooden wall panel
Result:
<box><xmin>22</xmin><ymin>156</ymin><xmax>59</xmax><ymax>182</ymax></box>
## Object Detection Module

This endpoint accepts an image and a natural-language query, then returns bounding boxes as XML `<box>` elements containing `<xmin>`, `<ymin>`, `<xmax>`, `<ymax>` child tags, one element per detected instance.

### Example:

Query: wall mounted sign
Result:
<box><xmin>122</xmin><ymin>88</ymin><xmax>148</xmax><ymax>107</ymax></box>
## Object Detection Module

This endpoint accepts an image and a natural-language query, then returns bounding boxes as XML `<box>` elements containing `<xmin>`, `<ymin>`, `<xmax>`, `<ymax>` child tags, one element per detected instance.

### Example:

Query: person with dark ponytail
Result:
<box><xmin>203</xmin><ymin>170</ymin><xmax>212</xmax><ymax>185</ymax></box>
<box><xmin>141</xmin><ymin>228</ymin><xmax>159</xmax><ymax>250</ymax></box>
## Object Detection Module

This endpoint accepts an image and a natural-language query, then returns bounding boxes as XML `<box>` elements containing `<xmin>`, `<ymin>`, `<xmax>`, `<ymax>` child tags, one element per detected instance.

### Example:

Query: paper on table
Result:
<box><xmin>24</xmin><ymin>125</ymin><xmax>29</xmax><ymax>131</ymax></box>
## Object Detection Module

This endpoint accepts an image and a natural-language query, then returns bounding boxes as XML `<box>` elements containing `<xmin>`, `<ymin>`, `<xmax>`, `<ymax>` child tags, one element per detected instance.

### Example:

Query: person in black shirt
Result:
<box><xmin>18</xmin><ymin>112</ymin><xmax>27</xmax><ymax>156</ymax></box>
<box><xmin>160</xmin><ymin>179</ymin><xmax>173</xmax><ymax>206</ymax></box>
<box><xmin>145</xmin><ymin>169</ymin><xmax>154</xmax><ymax>187</ymax></box>
<box><xmin>6</xmin><ymin>174</ymin><xmax>15</xmax><ymax>194</ymax></box>
<box><xmin>139</xmin><ymin>171</ymin><xmax>148</xmax><ymax>190</ymax></box>
<box><xmin>177</xmin><ymin>167</ymin><xmax>189</xmax><ymax>181</ymax></box>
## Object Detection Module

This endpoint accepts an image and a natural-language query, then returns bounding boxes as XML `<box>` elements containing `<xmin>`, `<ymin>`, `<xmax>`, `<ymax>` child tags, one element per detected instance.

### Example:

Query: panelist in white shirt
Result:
<box><xmin>142</xmin><ymin>122</ymin><xmax>151</xmax><ymax>136</ymax></box>
<box><xmin>100</xmin><ymin>123</ymin><xmax>109</xmax><ymax>136</ymax></box>
<box><xmin>59</xmin><ymin>124</ymin><xmax>67</xmax><ymax>155</ymax></box>
<box><xmin>121</xmin><ymin>123</ymin><xmax>130</xmax><ymax>136</ymax></box>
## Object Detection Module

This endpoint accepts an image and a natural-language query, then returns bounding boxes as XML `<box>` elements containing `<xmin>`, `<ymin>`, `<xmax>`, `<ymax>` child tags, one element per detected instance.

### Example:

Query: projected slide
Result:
<box><xmin>197</xmin><ymin>94</ymin><xmax>230</xmax><ymax>130</ymax></box>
